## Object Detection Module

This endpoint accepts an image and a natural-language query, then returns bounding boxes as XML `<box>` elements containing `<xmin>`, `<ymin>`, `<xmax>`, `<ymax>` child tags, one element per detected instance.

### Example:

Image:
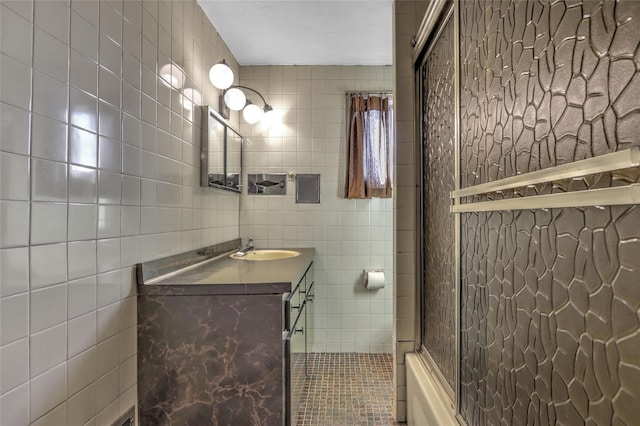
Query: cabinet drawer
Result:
<box><xmin>284</xmin><ymin>281</ymin><xmax>303</xmax><ymax>331</ymax></box>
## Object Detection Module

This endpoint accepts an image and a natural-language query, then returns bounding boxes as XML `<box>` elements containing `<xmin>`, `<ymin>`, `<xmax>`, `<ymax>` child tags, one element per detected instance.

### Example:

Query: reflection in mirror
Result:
<box><xmin>208</xmin><ymin>110</ymin><xmax>225</xmax><ymax>187</ymax></box>
<box><xmin>226</xmin><ymin>127</ymin><xmax>242</xmax><ymax>191</ymax></box>
<box><xmin>200</xmin><ymin>107</ymin><xmax>243</xmax><ymax>193</ymax></box>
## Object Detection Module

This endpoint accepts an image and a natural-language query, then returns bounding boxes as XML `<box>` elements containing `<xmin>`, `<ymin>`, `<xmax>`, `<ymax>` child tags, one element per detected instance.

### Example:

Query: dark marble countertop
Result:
<box><xmin>138</xmin><ymin>248</ymin><xmax>315</xmax><ymax>296</ymax></box>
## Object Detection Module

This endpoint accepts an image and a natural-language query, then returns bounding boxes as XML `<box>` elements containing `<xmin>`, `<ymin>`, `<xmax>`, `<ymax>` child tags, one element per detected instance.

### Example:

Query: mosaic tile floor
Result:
<box><xmin>296</xmin><ymin>353</ymin><xmax>402</xmax><ymax>426</ymax></box>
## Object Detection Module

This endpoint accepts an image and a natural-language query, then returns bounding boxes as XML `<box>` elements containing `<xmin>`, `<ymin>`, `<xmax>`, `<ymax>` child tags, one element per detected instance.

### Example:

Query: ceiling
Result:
<box><xmin>197</xmin><ymin>0</ymin><xmax>393</xmax><ymax>66</ymax></box>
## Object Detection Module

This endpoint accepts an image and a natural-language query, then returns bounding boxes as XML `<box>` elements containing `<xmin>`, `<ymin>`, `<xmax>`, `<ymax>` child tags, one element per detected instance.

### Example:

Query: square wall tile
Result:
<box><xmin>98</xmin><ymin>136</ymin><xmax>122</xmax><ymax>172</ymax></box>
<box><xmin>99</xmin><ymin>32</ymin><xmax>122</xmax><ymax>77</ymax></box>
<box><xmin>0</xmin><ymin>54</ymin><xmax>31</xmax><ymax>111</ymax></box>
<box><xmin>69</xmin><ymin>165</ymin><xmax>98</xmax><ymax>203</ymax></box>
<box><xmin>121</xmin><ymin>176</ymin><xmax>141</xmax><ymax>205</ymax></box>
<box><xmin>0</xmin><ymin>293</ymin><xmax>29</xmax><ymax>345</ymax></box>
<box><xmin>68</xmin><ymin>203</ymin><xmax>98</xmax><ymax>241</ymax></box>
<box><xmin>30</xmin><ymin>283</ymin><xmax>67</xmax><ymax>333</ymax></box>
<box><xmin>31</xmin><ymin>202</ymin><xmax>68</xmax><ymax>245</ymax></box>
<box><xmin>34</xmin><ymin>0</ymin><xmax>69</xmax><ymax>43</ymax></box>
<box><xmin>95</xmin><ymin>367</ymin><xmax>119</xmax><ymax>415</ymax></box>
<box><xmin>31</xmin><ymin>402</ymin><xmax>66</xmax><ymax>426</ymax></box>
<box><xmin>67</xmin><ymin>347</ymin><xmax>97</xmax><ymax>396</ymax></box>
<box><xmin>67</xmin><ymin>382</ymin><xmax>96</xmax><ymax>425</ymax></box>
<box><xmin>97</xmin><ymin>302</ymin><xmax>120</xmax><ymax>343</ymax></box>
<box><xmin>30</xmin><ymin>362</ymin><xmax>67</xmax><ymax>422</ymax></box>
<box><xmin>69</xmin><ymin>87</ymin><xmax>98</xmax><ymax>133</ymax></box>
<box><xmin>100</xmin><ymin>2</ymin><xmax>122</xmax><ymax>45</ymax></box>
<box><xmin>68</xmin><ymin>311</ymin><xmax>97</xmax><ymax>358</ymax></box>
<box><xmin>71</xmin><ymin>10</ymin><xmax>98</xmax><ymax>61</ymax></box>
<box><xmin>0</xmin><ymin>152</ymin><xmax>29</xmax><ymax>201</ymax></box>
<box><xmin>0</xmin><ymin>201</ymin><xmax>29</xmax><ymax>248</ymax></box>
<box><xmin>97</xmin><ymin>270</ymin><xmax>121</xmax><ymax>308</ymax></box>
<box><xmin>30</xmin><ymin>243</ymin><xmax>67</xmax><ymax>290</ymax></box>
<box><xmin>71</xmin><ymin>0</ymin><xmax>99</xmax><ymax>27</ymax></box>
<box><xmin>0</xmin><ymin>102</ymin><xmax>30</xmax><ymax>156</ymax></box>
<box><xmin>69</xmin><ymin>125</ymin><xmax>98</xmax><ymax>167</ymax></box>
<box><xmin>97</xmin><ymin>205</ymin><xmax>121</xmax><ymax>239</ymax></box>
<box><xmin>31</xmin><ymin>158</ymin><xmax>67</xmax><ymax>202</ymax></box>
<box><xmin>0</xmin><ymin>384</ymin><xmax>28</xmax><ymax>426</ymax></box>
<box><xmin>30</xmin><ymin>323</ymin><xmax>67</xmax><ymax>378</ymax></box>
<box><xmin>68</xmin><ymin>276</ymin><xmax>97</xmax><ymax>320</ymax></box>
<box><xmin>98</xmin><ymin>171</ymin><xmax>122</xmax><ymax>205</ymax></box>
<box><xmin>32</xmin><ymin>70</ymin><xmax>68</xmax><ymax>123</ymax></box>
<box><xmin>70</xmin><ymin>49</ymin><xmax>98</xmax><ymax>96</ymax></box>
<box><xmin>99</xmin><ymin>66</ymin><xmax>121</xmax><ymax>108</ymax></box>
<box><xmin>97</xmin><ymin>238</ymin><xmax>121</xmax><ymax>273</ymax></box>
<box><xmin>123</xmin><ymin>51</ymin><xmax>141</xmax><ymax>89</ymax></box>
<box><xmin>0</xmin><ymin>247</ymin><xmax>29</xmax><ymax>297</ymax></box>
<box><xmin>97</xmin><ymin>334</ymin><xmax>120</xmax><ymax>377</ymax></box>
<box><xmin>68</xmin><ymin>240</ymin><xmax>97</xmax><ymax>280</ymax></box>
<box><xmin>1</xmin><ymin>4</ymin><xmax>32</xmax><ymax>66</ymax></box>
<box><xmin>33</xmin><ymin>27</ymin><xmax>69</xmax><ymax>84</ymax></box>
<box><xmin>31</xmin><ymin>113</ymin><xmax>68</xmax><ymax>162</ymax></box>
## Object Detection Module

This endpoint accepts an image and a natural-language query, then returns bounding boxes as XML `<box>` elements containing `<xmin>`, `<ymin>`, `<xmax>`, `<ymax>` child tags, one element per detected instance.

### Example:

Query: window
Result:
<box><xmin>345</xmin><ymin>94</ymin><xmax>393</xmax><ymax>199</ymax></box>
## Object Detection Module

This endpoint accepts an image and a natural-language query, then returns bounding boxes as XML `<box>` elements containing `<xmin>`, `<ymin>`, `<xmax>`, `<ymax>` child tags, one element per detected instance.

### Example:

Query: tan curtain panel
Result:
<box><xmin>345</xmin><ymin>95</ymin><xmax>392</xmax><ymax>199</ymax></box>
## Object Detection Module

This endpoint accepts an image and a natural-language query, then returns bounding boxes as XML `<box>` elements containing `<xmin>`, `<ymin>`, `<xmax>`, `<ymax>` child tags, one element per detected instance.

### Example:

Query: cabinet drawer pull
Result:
<box><xmin>295</xmin><ymin>327</ymin><xmax>304</xmax><ymax>334</ymax></box>
<box><xmin>291</xmin><ymin>305</ymin><xmax>300</xmax><ymax>310</ymax></box>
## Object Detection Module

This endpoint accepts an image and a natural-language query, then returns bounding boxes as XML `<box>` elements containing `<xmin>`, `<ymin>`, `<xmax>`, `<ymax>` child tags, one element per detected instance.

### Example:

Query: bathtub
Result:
<box><xmin>406</xmin><ymin>353</ymin><xmax>459</xmax><ymax>425</ymax></box>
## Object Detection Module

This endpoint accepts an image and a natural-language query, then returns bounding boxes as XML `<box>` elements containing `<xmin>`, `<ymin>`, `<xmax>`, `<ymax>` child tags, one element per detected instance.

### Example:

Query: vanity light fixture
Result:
<box><xmin>221</xmin><ymin>85</ymin><xmax>275</xmax><ymax>126</ymax></box>
<box><xmin>209</xmin><ymin>59</ymin><xmax>276</xmax><ymax>126</ymax></box>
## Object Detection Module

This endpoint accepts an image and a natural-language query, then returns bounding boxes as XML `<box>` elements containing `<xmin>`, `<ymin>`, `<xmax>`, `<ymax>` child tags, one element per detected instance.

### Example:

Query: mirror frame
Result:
<box><xmin>200</xmin><ymin>106</ymin><xmax>243</xmax><ymax>193</ymax></box>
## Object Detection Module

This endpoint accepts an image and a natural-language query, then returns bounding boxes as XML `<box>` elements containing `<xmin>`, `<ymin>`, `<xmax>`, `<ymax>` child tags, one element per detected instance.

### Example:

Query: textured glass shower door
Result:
<box><xmin>417</xmin><ymin>1</ymin><xmax>640</xmax><ymax>425</ymax></box>
<box><xmin>417</xmin><ymin>6</ymin><xmax>457</xmax><ymax>396</ymax></box>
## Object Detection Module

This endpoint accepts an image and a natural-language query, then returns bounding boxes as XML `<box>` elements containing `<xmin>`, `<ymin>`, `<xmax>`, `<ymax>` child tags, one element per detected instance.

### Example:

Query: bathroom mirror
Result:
<box><xmin>200</xmin><ymin>106</ymin><xmax>242</xmax><ymax>193</ymax></box>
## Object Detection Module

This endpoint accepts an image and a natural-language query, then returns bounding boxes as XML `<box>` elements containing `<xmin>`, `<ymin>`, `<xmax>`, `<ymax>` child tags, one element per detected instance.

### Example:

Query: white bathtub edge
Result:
<box><xmin>406</xmin><ymin>353</ymin><xmax>459</xmax><ymax>426</ymax></box>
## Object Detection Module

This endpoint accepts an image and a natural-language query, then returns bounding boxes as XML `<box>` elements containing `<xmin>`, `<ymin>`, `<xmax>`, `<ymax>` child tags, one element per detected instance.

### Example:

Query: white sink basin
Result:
<box><xmin>229</xmin><ymin>249</ymin><xmax>301</xmax><ymax>261</ymax></box>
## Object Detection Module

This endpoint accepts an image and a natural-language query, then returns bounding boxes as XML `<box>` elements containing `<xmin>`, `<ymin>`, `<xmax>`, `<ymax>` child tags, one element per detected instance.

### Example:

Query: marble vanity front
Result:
<box><xmin>136</xmin><ymin>243</ymin><xmax>315</xmax><ymax>425</ymax></box>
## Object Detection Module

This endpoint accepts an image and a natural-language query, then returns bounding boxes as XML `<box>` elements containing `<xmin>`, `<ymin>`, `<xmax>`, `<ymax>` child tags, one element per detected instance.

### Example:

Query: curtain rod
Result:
<box><xmin>346</xmin><ymin>91</ymin><xmax>393</xmax><ymax>96</ymax></box>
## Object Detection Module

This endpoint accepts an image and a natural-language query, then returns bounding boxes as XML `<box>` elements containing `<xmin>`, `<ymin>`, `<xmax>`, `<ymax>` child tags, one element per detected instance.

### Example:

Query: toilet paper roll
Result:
<box><xmin>364</xmin><ymin>270</ymin><xmax>385</xmax><ymax>290</ymax></box>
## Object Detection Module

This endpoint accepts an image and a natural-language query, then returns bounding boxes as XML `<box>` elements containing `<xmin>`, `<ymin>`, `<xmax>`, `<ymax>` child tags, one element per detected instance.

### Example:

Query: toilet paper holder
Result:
<box><xmin>363</xmin><ymin>270</ymin><xmax>385</xmax><ymax>290</ymax></box>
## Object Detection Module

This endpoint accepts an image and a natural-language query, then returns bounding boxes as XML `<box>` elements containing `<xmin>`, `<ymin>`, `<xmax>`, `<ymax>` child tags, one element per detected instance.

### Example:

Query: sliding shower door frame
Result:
<box><xmin>413</xmin><ymin>0</ymin><xmax>462</xmax><ymax>420</ymax></box>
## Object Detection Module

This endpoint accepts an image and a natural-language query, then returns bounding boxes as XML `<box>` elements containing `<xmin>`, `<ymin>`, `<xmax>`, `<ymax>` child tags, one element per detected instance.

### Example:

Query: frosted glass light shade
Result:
<box><xmin>242</xmin><ymin>103</ymin><xmax>263</xmax><ymax>124</ymax></box>
<box><xmin>209</xmin><ymin>62</ymin><xmax>234</xmax><ymax>90</ymax></box>
<box><xmin>224</xmin><ymin>88</ymin><xmax>246</xmax><ymax>111</ymax></box>
<box><xmin>159</xmin><ymin>63</ymin><xmax>185</xmax><ymax>89</ymax></box>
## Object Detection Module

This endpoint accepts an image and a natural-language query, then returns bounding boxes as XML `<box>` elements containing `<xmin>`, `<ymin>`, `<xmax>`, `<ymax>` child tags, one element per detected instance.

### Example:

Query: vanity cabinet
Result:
<box><xmin>136</xmin><ymin>247</ymin><xmax>315</xmax><ymax>426</ymax></box>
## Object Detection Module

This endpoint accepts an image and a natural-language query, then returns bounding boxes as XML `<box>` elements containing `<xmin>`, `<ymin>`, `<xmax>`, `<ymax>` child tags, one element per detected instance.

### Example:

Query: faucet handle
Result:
<box><xmin>244</xmin><ymin>237</ymin><xmax>254</xmax><ymax>245</ymax></box>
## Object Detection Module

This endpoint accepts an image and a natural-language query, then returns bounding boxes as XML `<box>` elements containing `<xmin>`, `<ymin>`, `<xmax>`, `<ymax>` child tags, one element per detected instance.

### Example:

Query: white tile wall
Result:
<box><xmin>239</xmin><ymin>65</ymin><xmax>394</xmax><ymax>354</ymax></box>
<box><xmin>0</xmin><ymin>0</ymin><xmax>241</xmax><ymax>424</ymax></box>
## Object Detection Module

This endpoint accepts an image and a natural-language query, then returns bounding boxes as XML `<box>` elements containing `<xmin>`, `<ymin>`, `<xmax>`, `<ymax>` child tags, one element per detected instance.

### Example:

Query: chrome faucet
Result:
<box><xmin>235</xmin><ymin>238</ymin><xmax>255</xmax><ymax>256</ymax></box>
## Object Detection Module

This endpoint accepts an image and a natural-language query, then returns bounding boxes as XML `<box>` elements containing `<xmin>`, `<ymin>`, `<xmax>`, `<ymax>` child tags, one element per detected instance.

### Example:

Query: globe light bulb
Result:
<box><xmin>243</xmin><ymin>102</ymin><xmax>263</xmax><ymax>124</ymax></box>
<box><xmin>209</xmin><ymin>61</ymin><xmax>234</xmax><ymax>90</ymax></box>
<box><xmin>224</xmin><ymin>88</ymin><xmax>246</xmax><ymax>111</ymax></box>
